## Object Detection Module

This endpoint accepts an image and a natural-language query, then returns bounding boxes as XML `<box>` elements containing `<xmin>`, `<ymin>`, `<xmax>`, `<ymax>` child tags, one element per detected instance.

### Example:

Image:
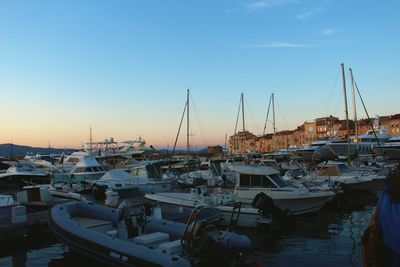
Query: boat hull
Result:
<box><xmin>372</xmin><ymin>147</ymin><xmax>400</xmax><ymax>160</ymax></box>
<box><xmin>326</xmin><ymin>143</ymin><xmax>358</xmax><ymax>158</ymax></box>
<box><xmin>0</xmin><ymin>174</ymin><xmax>50</xmax><ymax>189</ymax></box>
<box><xmin>145</xmin><ymin>193</ymin><xmax>266</xmax><ymax>228</ymax></box>
<box><xmin>235</xmin><ymin>188</ymin><xmax>335</xmax><ymax>215</ymax></box>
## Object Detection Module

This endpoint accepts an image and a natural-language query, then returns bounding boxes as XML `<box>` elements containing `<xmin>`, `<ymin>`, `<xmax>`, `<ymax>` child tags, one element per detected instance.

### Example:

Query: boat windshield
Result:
<box><xmin>269</xmin><ymin>174</ymin><xmax>287</xmax><ymax>187</ymax></box>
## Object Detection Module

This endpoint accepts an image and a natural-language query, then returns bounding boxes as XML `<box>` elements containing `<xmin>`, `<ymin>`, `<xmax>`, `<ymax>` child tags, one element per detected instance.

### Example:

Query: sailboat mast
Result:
<box><xmin>241</xmin><ymin>93</ymin><xmax>245</xmax><ymax>134</ymax></box>
<box><xmin>186</xmin><ymin>89</ymin><xmax>190</xmax><ymax>155</ymax></box>
<box><xmin>272</xmin><ymin>93</ymin><xmax>276</xmax><ymax>134</ymax></box>
<box><xmin>241</xmin><ymin>93</ymin><xmax>246</xmax><ymax>152</ymax></box>
<box><xmin>224</xmin><ymin>133</ymin><xmax>227</xmax><ymax>151</ymax></box>
<box><xmin>89</xmin><ymin>127</ymin><xmax>93</xmax><ymax>154</ymax></box>
<box><xmin>349</xmin><ymin>68</ymin><xmax>359</xmax><ymax>157</ymax></box>
<box><xmin>341</xmin><ymin>63</ymin><xmax>351</xmax><ymax>163</ymax></box>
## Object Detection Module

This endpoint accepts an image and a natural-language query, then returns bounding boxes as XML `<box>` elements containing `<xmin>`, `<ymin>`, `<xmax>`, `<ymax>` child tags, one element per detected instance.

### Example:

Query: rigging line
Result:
<box><xmin>275</xmin><ymin>96</ymin><xmax>289</xmax><ymax>132</ymax></box>
<box><xmin>263</xmin><ymin>94</ymin><xmax>272</xmax><ymax>136</ymax></box>
<box><xmin>172</xmin><ymin>101</ymin><xmax>188</xmax><ymax>156</ymax></box>
<box><xmin>234</xmin><ymin>96</ymin><xmax>241</xmax><ymax>135</ymax></box>
<box><xmin>244</xmin><ymin>98</ymin><xmax>261</xmax><ymax>136</ymax></box>
<box><xmin>333</xmin><ymin>87</ymin><xmax>343</xmax><ymax>119</ymax></box>
<box><xmin>353</xmin><ymin>78</ymin><xmax>385</xmax><ymax>160</ymax></box>
<box><xmin>324</xmin><ymin>65</ymin><xmax>341</xmax><ymax>117</ymax></box>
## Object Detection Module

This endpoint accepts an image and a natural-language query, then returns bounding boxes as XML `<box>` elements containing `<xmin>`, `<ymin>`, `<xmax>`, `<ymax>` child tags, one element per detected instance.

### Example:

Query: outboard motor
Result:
<box><xmin>182</xmin><ymin>206</ymin><xmax>252</xmax><ymax>266</ymax></box>
<box><xmin>252</xmin><ymin>192</ymin><xmax>287</xmax><ymax>219</ymax></box>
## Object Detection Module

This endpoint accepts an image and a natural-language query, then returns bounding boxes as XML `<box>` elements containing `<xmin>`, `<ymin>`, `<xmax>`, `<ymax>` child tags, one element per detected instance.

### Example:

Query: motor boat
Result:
<box><xmin>53</xmin><ymin>156</ymin><xmax>106</xmax><ymax>186</ymax></box>
<box><xmin>327</xmin><ymin>127</ymin><xmax>391</xmax><ymax>158</ymax></box>
<box><xmin>305</xmin><ymin>161</ymin><xmax>387</xmax><ymax>192</ymax></box>
<box><xmin>0</xmin><ymin>160</ymin><xmax>50</xmax><ymax>188</ymax></box>
<box><xmin>91</xmin><ymin>169</ymin><xmax>172</xmax><ymax>199</ymax></box>
<box><xmin>49</xmin><ymin>200</ymin><xmax>253</xmax><ymax>267</ymax></box>
<box><xmin>145</xmin><ymin>185</ymin><xmax>274</xmax><ymax>228</ymax></box>
<box><xmin>0</xmin><ymin>194</ymin><xmax>27</xmax><ymax>240</ymax></box>
<box><xmin>227</xmin><ymin>163</ymin><xmax>336</xmax><ymax>215</ymax></box>
<box><xmin>16</xmin><ymin>184</ymin><xmax>82</xmax><ymax>211</ymax></box>
<box><xmin>372</xmin><ymin>136</ymin><xmax>400</xmax><ymax>160</ymax></box>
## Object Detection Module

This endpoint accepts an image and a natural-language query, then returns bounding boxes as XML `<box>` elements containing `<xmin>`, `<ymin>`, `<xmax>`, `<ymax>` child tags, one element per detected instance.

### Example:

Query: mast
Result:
<box><xmin>224</xmin><ymin>133</ymin><xmax>227</xmax><ymax>151</ymax></box>
<box><xmin>341</xmin><ymin>63</ymin><xmax>351</xmax><ymax>163</ymax></box>
<box><xmin>241</xmin><ymin>93</ymin><xmax>246</xmax><ymax>152</ymax></box>
<box><xmin>349</xmin><ymin>68</ymin><xmax>359</xmax><ymax>159</ymax></box>
<box><xmin>186</xmin><ymin>89</ymin><xmax>190</xmax><ymax>155</ymax></box>
<box><xmin>272</xmin><ymin>93</ymin><xmax>276</xmax><ymax>134</ymax></box>
<box><xmin>89</xmin><ymin>127</ymin><xmax>93</xmax><ymax>155</ymax></box>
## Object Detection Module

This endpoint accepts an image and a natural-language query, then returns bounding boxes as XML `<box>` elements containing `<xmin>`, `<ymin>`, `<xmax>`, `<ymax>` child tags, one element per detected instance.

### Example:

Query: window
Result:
<box><xmin>269</xmin><ymin>174</ymin><xmax>287</xmax><ymax>187</ymax></box>
<box><xmin>261</xmin><ymin>176</ymin><xmax>276</xmax><ymax>188</ymax></box>
<box><xmin>251</xmin><ymin>175</ymin><xmax>262</xmax><ymax>187</ymax></box>
<box><xmin>74</xmin><ymin>167</ymin><xmax>85</xmax><ymax>173</ymax></box>
<box><xmin>84</xmin><ymin>167</ymin><xmax>93</xmax><ymax>172</ymax></box>
<box><xmin>239</xmin><ymin>174</ymin><xmax>250</xmax><ymax>187</ymax></box>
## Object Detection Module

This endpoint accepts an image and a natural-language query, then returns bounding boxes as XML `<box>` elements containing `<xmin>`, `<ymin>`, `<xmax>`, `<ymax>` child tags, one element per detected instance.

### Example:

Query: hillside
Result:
<box><xmin>0</xmin><ymin>143</ymin><xmax>76</xmax><ymax>158</ymax></box>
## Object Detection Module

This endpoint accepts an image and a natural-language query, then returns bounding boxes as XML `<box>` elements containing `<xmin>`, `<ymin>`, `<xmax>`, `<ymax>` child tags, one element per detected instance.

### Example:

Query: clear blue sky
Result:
<box><xmin>0</xmin><ymin>0</ymin><xmax>399</xmax><ymax>148</ymax></box>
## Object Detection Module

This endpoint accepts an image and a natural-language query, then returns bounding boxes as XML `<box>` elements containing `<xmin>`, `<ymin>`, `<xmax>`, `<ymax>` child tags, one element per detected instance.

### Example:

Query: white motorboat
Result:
<box><xmin>0</xmin><ymin>160</ymin><xmax>50</xmax><ymax>188</ymax></box>
<box><xmin>86</xmin><ymin>136</ymin><xmax>147</xmax><ymax>158</ymax></box>
<box><xmin>327</xmin><ymin>127</ymin><xmax>391</xmax><ymax>158</ymax></box>
<box><xmin>306</xmin><ymin>161</ymin><xmax>387</xmax><ymax>192</ymax></box>
<box><xmin>145</xmin><ymin>185</ymin><xmax>272</xmax><ymax>228</ymax></box>
<box><xmin>53</xmin><ymin>156</ymin><xmax>106</xmax><ymax>184</ymax></box>
<box><xmin>92</xmin><ymin>169</ymin><xmax>172</xmax><ymax>198</ymax></box>
<box><xmin>228</xmin><ymin>163</ymin><xmax>336</xmax><ymax>215</ymax></box>
<box><xmin>177</xmin><ymin>170</ymin><xmax>224</xmax><ymax>188</ymax></box>
<box><xmin>289</xmin><ymin>141</ymin><xmax>336</xmax><ymax>162</ymax></box>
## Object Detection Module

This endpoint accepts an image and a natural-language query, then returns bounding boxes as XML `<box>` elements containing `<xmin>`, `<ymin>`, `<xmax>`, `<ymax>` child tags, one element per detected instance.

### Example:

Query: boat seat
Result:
<box><xmin>105</xmin><ymin>229</ymin><xmax>117</xmax><ymax>237</ymax></box>
<box><xmin>73</xmin><ymin>217</ymin><xmax>112</xmax><ymax>228</ymax></box>
<box><xmin>133</xmin><ymin>232</ymin><xmax>169</xmax><ymax>248</ymax></box>
<box><xmin>158</xmin><ymin>239</ymin><xmax>182</xmax><ymax>254</ymax></box>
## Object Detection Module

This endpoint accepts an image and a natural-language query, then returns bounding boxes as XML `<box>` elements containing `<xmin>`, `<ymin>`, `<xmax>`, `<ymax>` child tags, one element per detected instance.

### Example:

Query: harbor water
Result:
<box><xmin>0</xmin><ymin>191</ymin><xmax>377</xmax><ymax>267</ymax></box>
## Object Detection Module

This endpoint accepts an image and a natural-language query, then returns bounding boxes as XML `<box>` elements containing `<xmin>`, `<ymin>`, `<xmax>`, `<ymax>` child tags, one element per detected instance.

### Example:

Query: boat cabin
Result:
<box><xmin>230</xmin><ymin>164</ymin><xmax>288</xmax><ymax>189</ymax></box>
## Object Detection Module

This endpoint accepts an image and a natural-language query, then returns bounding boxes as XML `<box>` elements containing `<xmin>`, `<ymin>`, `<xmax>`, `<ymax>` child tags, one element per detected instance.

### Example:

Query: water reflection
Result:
<box><xmin>0</xmin><ymin>191</ymin><xmax>379</xmax><ymax>267</ymax></box>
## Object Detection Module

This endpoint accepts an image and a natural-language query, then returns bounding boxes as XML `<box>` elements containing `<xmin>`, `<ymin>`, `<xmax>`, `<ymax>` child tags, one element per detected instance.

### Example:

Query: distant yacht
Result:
<box><xmin>327</xmin><ymin>127</ymin><xmax>391</xmax><ymax>158</ymax></box>
<box><xmin>85</xmin><ymin>136</ymin><xmax>147</xmax><ymax>158</ymax></box>
<box><xmin>372</xmin><ymin>136</ymin><xmax>400</xmax><ymax>160</ymax></box>
<box><xmin>290</xmin><ymin>140</ymin><xmax>336</xmax><ymax>161</ymax></box>
<box><xmin>0</xmin><ymin>160</ymin><xmax>50</xmax><ymax>188</ymax></box>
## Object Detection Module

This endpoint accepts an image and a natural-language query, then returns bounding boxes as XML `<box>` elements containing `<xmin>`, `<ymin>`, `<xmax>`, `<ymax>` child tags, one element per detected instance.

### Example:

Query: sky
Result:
<box><xmin>0</xmin><ymin>0</ymin><xmax>399</xmax><ymax>149</ymax></box>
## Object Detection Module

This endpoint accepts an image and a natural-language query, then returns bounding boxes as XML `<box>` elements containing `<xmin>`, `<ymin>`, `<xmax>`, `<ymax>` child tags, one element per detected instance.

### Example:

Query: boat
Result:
<box><xmin>228</xmin><ymin>163</ymin><xmax>336</xmax><ymax>215</ymax></box>
<box><xmin>372</xmin><ymin>136</ymin><xmax>400</xmax><ymax>160</ymax></box>
<box><xmin>49</xmin><ymin>200</ymin><xmax>253</xmax><ymax>267</ymax></box>
<box><xmin>309</xmin><ymin>161</ymin><xmax>387</xmax><ymax>192</ymax></box>
<box><xmin>53</xmin><ymin>156</ymin><xmax>106</xmax><ymax>186</ymax></box>
<box><xmin>326</xmin><ymin>122</ymin><xmax>391</xmax><ymax>159</ymax></box>
<box><xmin>86</xmin><ymin>136</ymin><xmax>148</xmax><ymax>159</ymax></box>
<box><xmin>16</xmin><ymin>184</ymin><xmax>82</xmax><ymax>211</ymax></box>
<box><xmin>0</xmin><ymin>194</ymin><xmax>27</xmax><ymax>240</ymax></box>
<box><xmin>0</xmin><ymin>160</ymin><xmax>50</xmax><ymax>188</ymax></box>
<box><xmin>145</xmin><ymin>185</ymin><xmax>274</xmax><ymax>228</ymax></box>
<box><xmin>92</xmin><ymin>169</ymin><xmax>172</xmax><ymax>198</ymax></box>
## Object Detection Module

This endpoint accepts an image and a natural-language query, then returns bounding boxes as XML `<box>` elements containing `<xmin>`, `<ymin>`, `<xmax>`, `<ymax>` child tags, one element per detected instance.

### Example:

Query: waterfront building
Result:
<box><xmin>228</xmin><ymin>113</ymin><xmax>400</xmax><ymax>154</ymax></box>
